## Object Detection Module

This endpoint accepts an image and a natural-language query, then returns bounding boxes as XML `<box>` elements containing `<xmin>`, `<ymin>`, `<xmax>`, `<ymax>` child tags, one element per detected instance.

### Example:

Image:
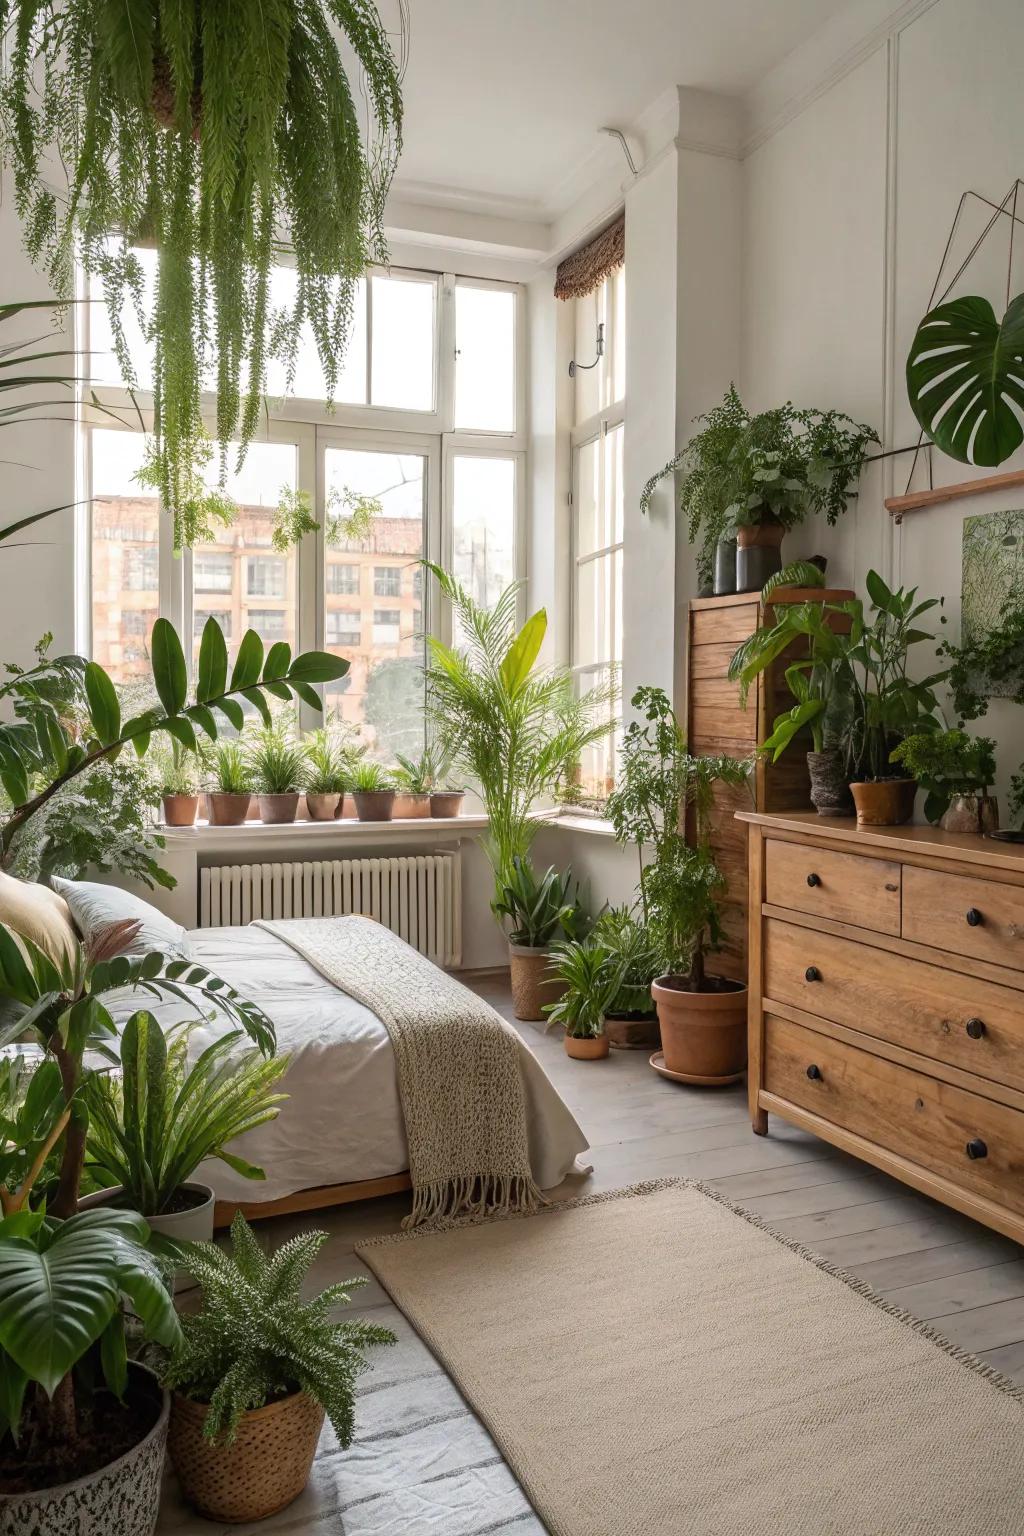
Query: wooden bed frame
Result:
<box><xmin>214</xmin><ymin>1171</ymin><xmax>412</xmax><ymax>1228</ymax></box>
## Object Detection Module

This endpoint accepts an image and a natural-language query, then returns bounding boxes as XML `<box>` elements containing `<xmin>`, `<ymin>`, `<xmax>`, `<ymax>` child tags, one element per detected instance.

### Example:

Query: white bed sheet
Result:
<box><xmin>101</xmin><ymin>923</ymin><xmax>589</xmax><ymax>1204</ymax></box>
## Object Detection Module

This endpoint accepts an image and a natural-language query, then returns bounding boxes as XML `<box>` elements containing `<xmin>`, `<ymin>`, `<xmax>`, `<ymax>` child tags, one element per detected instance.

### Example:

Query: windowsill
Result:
<box><xmin>533</xmin><ymin>810</ymin><xmax>618</xmax><ymax>838</ymax></box>
<box><xmin>158</xmin><ymin>813</ymin><xmax>489</xmax><ymax>848</ymax></box>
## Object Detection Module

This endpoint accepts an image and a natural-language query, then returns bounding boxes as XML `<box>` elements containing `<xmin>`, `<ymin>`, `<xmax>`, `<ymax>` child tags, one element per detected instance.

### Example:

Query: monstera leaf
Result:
<box><xmin>906</xmin><ymin>293</ymin><xmax>1024</xmax><ymax>466</ymax></box>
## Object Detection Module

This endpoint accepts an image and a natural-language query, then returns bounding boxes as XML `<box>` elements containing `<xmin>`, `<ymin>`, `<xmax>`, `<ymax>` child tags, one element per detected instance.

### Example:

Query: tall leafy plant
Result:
<box><xmin>423</xmin><ymin>564</ymin><xmax>615</xmax><ymax>899</ymax></box>
<box><xmin>0</xmin><ymin>1</ymin><xmax>403</xmax><ymax>547</ymax></box>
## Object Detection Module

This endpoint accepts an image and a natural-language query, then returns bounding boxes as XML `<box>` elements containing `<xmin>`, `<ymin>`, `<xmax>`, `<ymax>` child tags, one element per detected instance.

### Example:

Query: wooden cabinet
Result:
<box><xmin>686</xmin><ymin>587</ymin><xmax>854</xmax><ymax>981</ymax></box>
<box><xmin>743</xmin><ymin>810</ymin><xmax>1024</xmax><ymax>1245</ymax></box>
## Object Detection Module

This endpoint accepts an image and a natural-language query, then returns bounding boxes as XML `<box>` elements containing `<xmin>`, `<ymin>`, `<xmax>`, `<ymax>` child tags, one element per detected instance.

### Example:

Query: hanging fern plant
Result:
<box><xmin>0</xmin><ymin>0</ymin><xmax>403</xmax><ymax>549</ymax></box>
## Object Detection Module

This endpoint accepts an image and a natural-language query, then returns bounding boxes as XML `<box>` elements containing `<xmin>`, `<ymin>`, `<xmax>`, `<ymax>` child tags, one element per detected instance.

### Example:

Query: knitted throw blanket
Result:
<box><xmin>254</xmin><ymin>916</ymin><xmax>545</xmax><ymax>1228</ymax></box>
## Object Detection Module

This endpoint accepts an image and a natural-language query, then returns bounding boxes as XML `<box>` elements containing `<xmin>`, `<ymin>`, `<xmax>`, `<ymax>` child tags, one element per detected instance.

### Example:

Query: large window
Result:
<box><xmin>571</xmin><ymin>263</ymin><xmax>625</xmax><ymax>799</ymax></box>
<box><xmin>83</xmin><ymin>267</ymin><xmax>525</xmax><ymax>758</ymax></box>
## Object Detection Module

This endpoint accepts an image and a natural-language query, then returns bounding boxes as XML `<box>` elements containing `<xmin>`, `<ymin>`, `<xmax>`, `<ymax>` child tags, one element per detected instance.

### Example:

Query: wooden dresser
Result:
<box><xmin>740</xmin><ymin>810</ymin><xmax>1024</xmax><ymax>1245</ymax></box>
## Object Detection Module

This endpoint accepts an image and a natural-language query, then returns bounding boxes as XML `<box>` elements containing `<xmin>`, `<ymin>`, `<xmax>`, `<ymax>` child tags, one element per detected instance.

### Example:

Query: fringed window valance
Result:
<box><xmin>554</xmin><ymin>213</ymin><xmax>625</xmax><ymax>301</ymax></box>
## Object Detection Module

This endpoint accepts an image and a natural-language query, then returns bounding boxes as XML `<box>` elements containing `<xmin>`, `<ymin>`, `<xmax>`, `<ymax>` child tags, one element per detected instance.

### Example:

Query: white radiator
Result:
<box><xmin>198</xmin><ymin>853</ymin><xmax>462</xmax><ymax>967</ymax></box>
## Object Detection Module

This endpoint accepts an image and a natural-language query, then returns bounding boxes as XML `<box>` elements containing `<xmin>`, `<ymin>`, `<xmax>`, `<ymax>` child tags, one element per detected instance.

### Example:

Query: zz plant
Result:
<box><xmin>0</xmin><ymin>0</ymin><xmax>403</xmax><ymax>547</ymax></box>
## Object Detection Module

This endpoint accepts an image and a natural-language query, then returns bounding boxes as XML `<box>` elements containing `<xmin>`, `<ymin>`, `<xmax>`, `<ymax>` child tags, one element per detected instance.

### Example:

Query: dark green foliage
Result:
<box><xmin>0</xmin><ymin>1</ymin><xmax>403</xmax><ymax>547</ymax></box>
<box><xmin>543</xmin><ymin>937</ymin><xmax>616</xmax><ymax>1039</ymax></box>
<box><xmin>907</xmin><ymin>294</ymin><xmax>1024</xmax><ymax>467</ymax></box>
<box><xmin>162</xmin><ymin>1214</ymin><xmax>395</xmax><ymax>1446</ymax></box>
<box><xmin>938</xmin><ymin>604</ymin><xmax>1024</xmax><ymax>723</ymax></box>
<box><xmin>889</xmin><ymin>729</ymin><xmax>997</xmax><ymax>824</ymax></box>
<box><xmin>494</xmin><ymin>858</ymin><xmax>588</xmax><ymax>949</ymax></box>
<box><xmin>247</xmin><ymin>721</ymin><xmax>308</xmax><ymax>794</ymax></box>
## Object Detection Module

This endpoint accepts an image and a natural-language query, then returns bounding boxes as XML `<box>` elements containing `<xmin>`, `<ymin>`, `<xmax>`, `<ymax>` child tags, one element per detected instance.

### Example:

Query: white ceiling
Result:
<box><xmin>389</xmin><ymin>0</ymin><xmax>853</xmax><ymax>215</ymax></box>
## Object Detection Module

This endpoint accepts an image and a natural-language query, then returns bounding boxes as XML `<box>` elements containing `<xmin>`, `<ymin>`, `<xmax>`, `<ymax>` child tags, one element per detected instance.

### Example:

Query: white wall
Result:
<box><xmin>742</xmin><ymin>0</ymin><xmax>1024</xmax><ymax>801</ymax></box>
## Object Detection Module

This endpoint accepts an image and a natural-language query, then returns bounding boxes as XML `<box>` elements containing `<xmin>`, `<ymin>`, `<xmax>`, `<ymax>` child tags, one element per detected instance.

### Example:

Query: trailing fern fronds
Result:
<box><xmin>162</xmin><ymin>1213</ymin><xmax>395</xmax><ymax>1445</ymax></box>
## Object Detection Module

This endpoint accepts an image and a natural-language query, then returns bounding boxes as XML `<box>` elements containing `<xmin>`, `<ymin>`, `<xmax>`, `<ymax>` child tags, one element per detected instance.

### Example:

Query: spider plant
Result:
<box><xmin>207</xmin><ymin>740</ymin><xmax>252</xmax><ymax>796</ymax></box>
<box><xmin>542</xmin><ymin>938</ymin><xmax>617</xmax><ymax>1039</ymax></box>
<box><xmin>351</xmin><ymin>760</ymin><xmax>394</xmax><ymax>792</ymax></box>
<box><xmin>304</xmin><ymin>727</ymin><xmax>348</xmax><ymax>795</ymax></box>
<box><xmin>423</xmin><ymin>563</ymin><xmax>615</xmax><ymax>902</ymax></box>
<box><xmin>0</xmin><ymin>1</ymin><xmax>404</xmax><ymax>548</ymax></box>
<box><xmin>247</xmin><ymin>723</ymin><xmax>307</xmax><ymax>795</ymax></box>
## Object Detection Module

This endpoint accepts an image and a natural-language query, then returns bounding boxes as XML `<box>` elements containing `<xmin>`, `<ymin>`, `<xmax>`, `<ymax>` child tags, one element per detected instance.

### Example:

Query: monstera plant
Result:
<box><xmin>0</xmin><ymin>0</ymin><xmax>403</xmax><ymax>548</ymax></box>
<box><xmin>907</xmin><ymin>293</ymin><xmax>1024</xmax><ymax>466</ymax></box>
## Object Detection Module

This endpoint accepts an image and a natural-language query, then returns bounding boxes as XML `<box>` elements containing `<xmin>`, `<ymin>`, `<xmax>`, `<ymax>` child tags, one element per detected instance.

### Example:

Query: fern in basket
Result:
<box><xmin>162</xmin><ymin>1214</ymin><xmax>395</xmax><ymax>1445</ymax></box>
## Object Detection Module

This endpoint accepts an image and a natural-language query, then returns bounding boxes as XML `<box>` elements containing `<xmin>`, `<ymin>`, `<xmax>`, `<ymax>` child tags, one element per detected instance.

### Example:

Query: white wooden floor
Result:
<box><xmin>161</xmin><ymin>974</ymin><xmax>1024</xmax><ymax>1533</ymax></box>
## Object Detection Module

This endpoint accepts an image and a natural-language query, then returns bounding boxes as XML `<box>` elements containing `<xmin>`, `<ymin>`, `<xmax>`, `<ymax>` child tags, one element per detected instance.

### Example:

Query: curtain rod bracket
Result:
<box><xmin>599</xmin><ymin>127</ymin><xmax>640</xmax><ymax>178</ymax></box>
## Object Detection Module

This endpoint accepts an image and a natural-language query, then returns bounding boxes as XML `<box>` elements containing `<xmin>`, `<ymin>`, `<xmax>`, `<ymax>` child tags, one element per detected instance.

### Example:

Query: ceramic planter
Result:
<box><xmin>335</xmin><ymin>793</ymin><xmax>358</xmax><ymax>820</ymax></box>
<box><xmin>849</xmin><ymin>777</ymin><xmax>917</xmax><ymax>827</ymax></box>
<box><xmin>564</xmin><ymin>1033</ymin><xmax>609</xmax><ymax>1060</ymax></box>
<box><xmin>305</xmin><ymin>792</ymin><xmax>341</xmax><ymax>821</ymax></box>
<box><xmin>392</xmin><ymin>791</ymin><xmax>431</xmax><ymax>819</ymax></box>
<box><xmin>430</xmin><ymin>790</ymin><xmax>465</xmax><ymax>818</ymax></box>
<box><xmin>79</xmin><ymin>1182</ymin><xmax>214</xmax><ymax>1295</ymax></box>
<box><xmin>939</xmin><ymin>793</ymin><xmax>1000</xmax><ymax>835</ymax></box>
<box><xmin>162</xmin><ymin>793</ymin><xmax>199</xmax><ymax>827</ymax></box>
<box><xmin>258</xmin><ymin>792</ymin><xmax>300</xmax><ymax>825</ymax></box>
<box><xmin>602</xmin><ymin>1012</ymin><xmax>661</xmax><ymax>1051</ymax></box>
<box><xmin>713</xmin><ymin>537</ymin><xmax>738</xmax><ymax>596</ymax></box>
<box><xmin>168</xmin><ymin>1388</ymin><xmax>324</xmax><ymax>1524</ymax></box>
<box><xmin>650</xmin><ymin>975</ymin><xmax>747</xmax><ymax>1081</ymax></box>
<box><xmin>0</xmin><ymin>1364</ymin><xmax>168</xmax><ymax>1536</ymax></box>
<box><xmin>353</xmin><ymin>790</ymin><xmax>396</xmax><ymax>822</ymax></box>
<box><xmin>736</xmin><ymin>520</ymin><xmax>784</xmax><ymax>592</ymax></box>
<box><xmin>207</xmin><ymin>791</ymin><xmax>251</xmax><ymax>826</ymax></box>
<box><xmin>806</xmin><ymin>750</ymin><xmax>854</xmax><ymax>818</ymax></box>
<box><xmin>508</xmin><ymin>944</ymin><xmax>564</xmax><ymax>1022</ymax></box>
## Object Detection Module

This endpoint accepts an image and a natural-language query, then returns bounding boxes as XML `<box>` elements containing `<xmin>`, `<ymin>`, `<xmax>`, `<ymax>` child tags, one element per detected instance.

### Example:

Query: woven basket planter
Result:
<box><xmin>168</xmin><ymin>1390</ymin><xmax>324</xmax><ymax>1524</ymax></box>
<box><xmin>508</xmin><ymin>944</ymin><xmax>565</xmax><ymax>1022</ymax></box>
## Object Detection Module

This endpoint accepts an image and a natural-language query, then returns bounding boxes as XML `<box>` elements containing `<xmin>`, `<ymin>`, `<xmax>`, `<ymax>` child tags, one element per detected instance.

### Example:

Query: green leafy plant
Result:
<box><xmin>152</xmin><ymin>737</ymin><xmax>198</xmax><ymax>797</ymax></box>
<box><xmin>889</xmin><ymin>729</ymin><xmax>996</xmax><ymax>824</ymax></box>
<box><xmin>542</xmin><ymin>938</ymin><xmax>616</xmax><ymax>1039</ymax></box>
<box><xmin>273</xmin><ymin>485</ymin><xmax>382</xmax><ymax>555</ymax></box>
<box><xmin>207</xmin><ymin>740</ymin><xmax>252</xmax><ymax>796</ymax></box>
<box><xmin>641</xmin><ymin>385</ymin><xmax>878</xmax><ymax>584</ymax></box>
<box><xmin>247</xmin><ymin>722</ymin><xmax>307</xmax><ymax>795</ymax></box>
<box><xmin>606</xmin><ymin>686</ymin><xmax>750</xmax><ymax>984</ymax></box>
<box><xmin>303</xmin><ymin>726</ymin><xmax>348</xmax><ymax>795</ymax></box>
<box><xmin>393</xmin><ymin>748</ymin><xmax>435</xmax><ymax>794</ymax></box>
<box><xmin>351</xmin><ymin>760</ymin><xmax>394</xmax><ymax>792</ymax></box>
<box><xmin>493</xmin><ymin>858</ymin><xmax>587</xmax><ymax>949</ymax></box>
<box><xmin>424</xmin><ymin>564</ymin><xmax>614</xmax><ymax>900</ymax></box>
<box><xmin>937</xmin><ymin>603</ymin><xmax>1024</xmax><ymax>722</ymax></box>
<box><xmin>0</xmin><ymin>1053</ymin><xmax>64</xmax><ymax>1217</ymax></box>
<box><xmin>592</xmin><ymin>906</ymin><xmax>660</xmax><ymax>1018</ymax></box>
<box><xmin>729</xmin><ymin>600</ymin><xmax>852</xmax><ymax>761</ymax></box>
<box><xmin>0</xmin><ymin>2</ymin><xmax>403</xmax><ymax>548</ymax></box>
<box><xmin>161</xmin><ymin>1213</ymin><xmax>394</xmax><ymax>1446</ymax></box>
<box><xmin>85</xmin><ymin>1013</ymin><xmax>288</xmax><ymax>1216</ymax></box>
<box><xmin>907</xmin><ymin>294</ymin><xmax>1024</xmax><ymax>467</ymax></box>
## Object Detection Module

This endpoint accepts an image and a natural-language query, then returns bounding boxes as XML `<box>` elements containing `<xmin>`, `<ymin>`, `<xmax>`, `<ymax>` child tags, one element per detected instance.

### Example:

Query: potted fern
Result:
<box><xmin>351</xmin><ymin>761</ymin><xmax>397</xmax><ymax>821</ymax></box>
<box><xmin>206</xmin><ymin>741</ymin><xmax>253</xmax><ymax>826</ymax></box>
<box><xmin>161</xmin><ymin>1215</ymin><xmax>395</xmax><ymax>1524</ymax></box>
<box><xmin>82</xmin><ymin>1014</ymin><xmax>289</xmax><ymax>1291</ymax></box>
<box><xmin>393</xmin><ymin>750</ymin><xmax>434</xmax><ymax>819</ymax></box>
<box><xmin>249</xmin><ymin>722</ymin><xmax>308</xmax><ymax>824</ymax></box>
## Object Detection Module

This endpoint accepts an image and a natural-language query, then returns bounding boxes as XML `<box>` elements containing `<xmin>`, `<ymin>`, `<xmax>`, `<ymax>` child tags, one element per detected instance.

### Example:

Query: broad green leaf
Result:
<box><xmin>196</xmin><ymin>617</ymin><xmax>228</xmax><ymax>704</ymax></box>
<box><xmin>263</xmin><ymin>641</ymin><xmax>291</xmax><ymax>680</ymax></box>
<box><xmin>501</xmin><ymin>610</ymin><xmax>546</xmax><ymax>696</ymax></box>
<box><xmin>289</xmin><ymin>679</ymin><xmax>324</xmax><ymax>712</ymax></box>
<box><xmin>241</xmin><ymin>687</ymin><xmax>272</xmax><ymax>728</ymax></box>
<box><xmin>84</xmin><ymin>662</ymin><xmax>120</xmax><ymax>746</ymax></box>
<box><xmin>0</xmin><ymin>1345</ymin><xmax>27</xmax><ymax>1442</ymax></box>
<box><xmin>906</xmin><ymin>293</ymin><xmax>1024</xmax><ymax>467</ymax></box>
<box><xmin>151</xmin><ymin>618</ymin><xmax>188</xmax><ymax>716</ymax></box>
<box><xmin>864</xmin><ymin>570</ymin><xmax>892</xmax><ymax>610</ymax></box>
<box><xmin>216</xmin><ymin>697</ymin><xmax>245</xmax><ymax>732</ymax></box>
<box><xmin>0</xmin><ymin>742</ymin><xmax>29</xmax><ymax>807</ymax></box>
<box><xmin>99</xmin><ymin>1314</ymin><xmax>127</xmax><ymax>1399</ymax></box>
<box><xmin>287</xmin><ymin>650</ymin><xmax>350</xmax><ymax>684</ymax></box>
<box><xmin>0</xmin><ymin>925</ymin><xmax>39</xmax><ymax>1006</ymax></box>
<box><xmin>160</xmin><ymin>716</ymin><xmax>197</xmax><ymax>753</ymax></box>
<box><xmin>231</xmin><ymin>630</ymin><xmax>264</xmax><ymax>690</ymax></box>
<box><xmin>186</xmin><ymin>704</ymin><xmax>218</xmax><ymax>740</ymax></box>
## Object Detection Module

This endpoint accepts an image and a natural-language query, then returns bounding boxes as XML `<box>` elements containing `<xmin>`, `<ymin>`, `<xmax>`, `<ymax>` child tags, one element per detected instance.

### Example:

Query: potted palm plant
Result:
<box><xmin>393</xmin><ymin>750</ymin><xmax>434</xmax><ymax>818</ymax></box>
<box><xmin>82</xmin><ymin>1014</ymin><xmax>289</xmax><ymax>1291</ymax></box>
<box><xmin>494</xmin><ymin>858</ymin><xmax>588</xmax><ymax>1021</ymax></box>
<box><xmin>161</xmin><ymin>1215</ymin><xmax>395</xmax><ymax>1524</ymax></box>
<box><xmin>153</xmin><ymin>739</ymin><xmax>200</xmax><ymax>827</ymax></box>
<box><xmin>607</xmin><ymin>687</ymin><xmax>752</xmax><ymax>1082</ymax></box>
<box><xmin>303</xmin><ymin>727</ymin><xmax>347</xmax><ymax>820</ymax></box>
<box><xmin>543</xmin><ymin>937</ymin><xmax>614</xmax><ymax>1059</ymax></box>
<box><xmin>351</xmin><ymin>761</ymin><xmax>397</xmax><ymax>821</ymax></box>
<box><xmin>206</xmin><ymin>740</ymin><xmax>253</xmax><ymax>826</ymax></box>
<box><xmin>249</xmin><ymin>722</ymin><xmax>307</xmax><ymax>825</ymax></box>
<box><xmin>889</xmin><ymin>729</ymin><xmax>999</xmax><ymax>833</ymax></box>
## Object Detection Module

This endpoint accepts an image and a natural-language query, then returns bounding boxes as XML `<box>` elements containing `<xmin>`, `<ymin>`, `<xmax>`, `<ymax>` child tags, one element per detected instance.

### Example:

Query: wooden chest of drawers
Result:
<box><xmin>740</xmin><ymin>810</ymin><xmax>1024</xmax><ymax>1244</ymax></box>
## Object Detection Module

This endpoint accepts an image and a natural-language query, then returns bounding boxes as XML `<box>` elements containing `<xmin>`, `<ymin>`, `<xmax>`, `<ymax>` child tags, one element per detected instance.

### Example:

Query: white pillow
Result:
<box><xmin>50</xmin><ymin>878</ymin><xmax>189</xmax><ymax>959</ymax></box>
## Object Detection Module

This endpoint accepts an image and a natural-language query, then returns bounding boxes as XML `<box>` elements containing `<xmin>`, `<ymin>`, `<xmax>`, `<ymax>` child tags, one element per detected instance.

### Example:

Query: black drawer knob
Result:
<box><xmin>806</xmin><ymin>1064</ymin><xmax>823</xmax><ymax>1081</ymax></box>
<box><xmin>966</xmin><ymin>908</ymin><xmax>984</xmax><ymax>927</ymax></box>
<box><xmin>966</xmin><ymin>1138</ymin><xmax>988</xmax><ymax>1160</ymax></box>
<box><xmin>806</xmin><ymin>872</ymin><xmax>821</xmax><ymax>888</ymax></box>
<box><xmin>965</xmin><ymin>1017</ymin><xmax>987</xmax><ymax>1040</ymax></box>
<box><xmin>805</xmin><ymin>966</ymin><xmax>822</xmax><ymax>983</ymax></box>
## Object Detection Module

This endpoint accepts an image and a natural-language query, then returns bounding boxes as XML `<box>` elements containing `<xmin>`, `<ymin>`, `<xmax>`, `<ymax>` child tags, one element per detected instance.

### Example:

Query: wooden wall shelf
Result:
<box><xmin>885</xmin><ymin>467</ymin><xmax>1024</xmax><ymax>521</ymax></box>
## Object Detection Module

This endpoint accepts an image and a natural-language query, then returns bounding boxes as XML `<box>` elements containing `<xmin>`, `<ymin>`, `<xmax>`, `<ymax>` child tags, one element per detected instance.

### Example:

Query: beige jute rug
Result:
<box><xmin>358</xmin><ymin>1180</ymin><xmax>1024</xmax><ymax>1536</ymax></box>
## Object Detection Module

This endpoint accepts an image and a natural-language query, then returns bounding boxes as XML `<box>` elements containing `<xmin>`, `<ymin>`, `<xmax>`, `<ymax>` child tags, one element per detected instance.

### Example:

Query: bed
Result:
<box><xmin>101</xmin><ymin>921</ymin><xmax>591</xmax><ymax>1223</ymax></box>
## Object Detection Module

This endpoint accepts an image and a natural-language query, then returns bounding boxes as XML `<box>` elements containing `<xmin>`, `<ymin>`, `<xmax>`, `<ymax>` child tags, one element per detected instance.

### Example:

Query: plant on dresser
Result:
<box><xmin>889</xmin><ymin>730</ymin><xmax>998</xmax><ymax>834</ymax></box>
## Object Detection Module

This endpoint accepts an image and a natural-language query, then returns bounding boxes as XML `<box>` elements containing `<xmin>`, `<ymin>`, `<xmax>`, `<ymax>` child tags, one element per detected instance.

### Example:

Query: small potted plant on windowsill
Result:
<box><xmin>160</xmin><ymin>1215</ymin><xmax>395</xmax><ymax>1525</ymax></box>
<box><xmin>543</xmin><ymin>936</ymin><xmax>613</xmax><ymax>1059</ymax></box>
<box><xmin>154</xmin><ymin>739</ymin><xmax>200</xmax><ymax>827</ymax></box>
<box><xmin>889</xmin><ymin>729</ymin><xmax>999</xmax><ymax>834</ymax></box>
<box><xmin>206</xmin><ymin>741</ymin><xmax>253</xmax><ymax>826</ymax></box>
<box><xmin>249</xmin><ymin>722</ymin><xmax>307</xmax><ymax>825</ymax></box>
<box><xmin>303</xmin><ymin>727</ymin><xmax>346</xmax><ymax>820</ymax></box>
<box><xmin>351</xmin><ymin>761</ymin><xmax>397</xmax><ymax>821</ymax></box>
<box><xmin>494</xmin><ymin>858</ymin><xmax>588</xmax><ymax>1022</ymax></box>
<box><xmin>393</xmin><ymin>750</ymin><xmax>433</xmax><ymax>818</ymax></box>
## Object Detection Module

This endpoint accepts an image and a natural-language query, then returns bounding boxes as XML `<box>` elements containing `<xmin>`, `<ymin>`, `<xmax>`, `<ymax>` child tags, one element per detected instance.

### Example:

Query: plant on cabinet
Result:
<box><xmin>161</xmin><ymin>1215</ymin><xmax>394</xmax><ymax>1524</ymax></box>
<box><xmin>889</xmin><ymin>729</ymin><xmax>998</xmax><ymax>833</ymax></box>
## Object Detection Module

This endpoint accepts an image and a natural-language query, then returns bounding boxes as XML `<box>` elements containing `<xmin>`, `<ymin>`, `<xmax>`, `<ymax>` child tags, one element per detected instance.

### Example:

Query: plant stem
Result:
<box><xmin>50</xmin><ymin>1036</ymin><xmax>84</xmax><ymax>1220</ymax></box>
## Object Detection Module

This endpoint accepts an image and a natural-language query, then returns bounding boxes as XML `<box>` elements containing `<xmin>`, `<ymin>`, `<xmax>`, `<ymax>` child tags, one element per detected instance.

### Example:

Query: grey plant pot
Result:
<box><xmin>713</xmin><ymin>537</ymin><xmax>737</xmax><ymax>596</ymax></box>
<box><xmin>0</xmin><ymin>1363</ymin><xmax>168</xmax><ymax>1536</ymax></box>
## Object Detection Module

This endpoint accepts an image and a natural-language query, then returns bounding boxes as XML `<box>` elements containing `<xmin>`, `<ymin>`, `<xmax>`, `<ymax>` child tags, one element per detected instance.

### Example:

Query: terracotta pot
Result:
<box><xmin>335</xmin><ymin>793</ymin><xmax>358</xmax><ymax>820</ymax></box>
<box><xmin>508</xmin><ymin>943</ymin><xmax>564</xmax><ymax>1022</ymax></box>
<box><xmin>806</xmin><ymin>750</ymin><xmax>854</xmax><ymax>818</ymax></box>
<box><xmin>393</xmin><ymin>791</ymin><xmax>431</xmax><ymax>819</ymax></box>
<box><xmin>168</xmin><ymin>1388</ymin><xmax>324</xmax><ymax>1525</ymax></box>
<box><xmin>430</xmin><ymin>791</ymin><xmax>466</xmax><ymax>818</ymax></box>
<box><xmin>353</xmin><ymin>790</ymin><xmax>396</xmax><ymax>822</ymax></box>
<box><xmin>207</xmin><ymin>791</ymin><xmax>251</xmax><ymax>826</ymax></box>
<box><xmin>258</xmin><ymin>792</ymin><xmax>300</xmax><ymax>825</ymax></box>
<box><xmin>849</xmin><ymin>777</ymin><xmax>917</xmax><ymax>827</ymax></box>
<box><xmin>651</xmin><ymin>975</ymin><xmax>748</xmax><ymax>1079</ymax></box>
<box><xmin>602</xmin><ymin>1012</ymin><xmax>661</xmax><ymax>1051</ymax></box>
<box><xmin>564</xmin><ymin>1033</ymin><xmax>609</xmax><ymax>1060</ymax></box>
<box><xmin>736</xmin><ymin>520</ymin><xmax>785</xmax><ymax>550</ymax></box>
<box><xmin>306</xmin><ymin>792</ymin><xmax>341</xmax><ymax>821</ymax></box>
<box><xmin>162</xmin><ymin>793</ymin><xmax>199</xmax><ymax>827</ymax></box>
<box><xmin>0</xmin><ymin>1365</ymin><xmax>168</xmax><ymax>1536</ymax></box>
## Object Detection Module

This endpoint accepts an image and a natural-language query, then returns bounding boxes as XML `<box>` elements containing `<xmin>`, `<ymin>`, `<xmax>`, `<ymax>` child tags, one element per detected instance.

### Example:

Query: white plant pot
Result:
<box><xmin>0</xmin><ymin>1363</ymin><xmax>168</xmax><ymax>1536</ymax></box>
<box><xmin>79</xmin><ymin>1181</ymin><xmax>215</xmax><ymax>1294</ymax></box>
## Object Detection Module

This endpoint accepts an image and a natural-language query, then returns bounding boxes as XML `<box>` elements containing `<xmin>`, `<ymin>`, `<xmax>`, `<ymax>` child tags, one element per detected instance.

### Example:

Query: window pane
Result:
<box><xmin>323</xmin><ymin>447</ymin><xmax>425</xmax><ymax>759</ymax></box>
<box><xmin>574</xmin><ymin>551</ymin><xmax>620</xmax><ymax>670</ymax></box>
<box><xmin>265</xmin><ymin>268</ymin><xmax>367</xmax><ymax>406</ymax></box>
<box><xmin>88</xmin><ymin>251</ymin><xmax>156</xmax><ymax>390</ymax></box>
<box><xmin>576</xmin><ymin>424</ymin><xmax>623</xmax><ymax>559</ymax></box>
<box><xmin>454</xmin><ymin>284</ymin><xmax>515</xmax><ymax>431</ymax></box>
<box><xmin>575</xmin><ymin>665</ymin><xmax>618</xmax><ymax>802</ymax></box>
<box><xmin>91</xmin><ymin>429</ymin><xmax>159</xmax><ymax>685</ymax></box>
<box><xmin>452</xmin><ymin>456</ymin><xmax>516</xmax><ymax>625</ymax></box>
<box><xmin>370</xmin><ymin>275</ymin><xmax>435</xmax><ymax>410</ymax></box>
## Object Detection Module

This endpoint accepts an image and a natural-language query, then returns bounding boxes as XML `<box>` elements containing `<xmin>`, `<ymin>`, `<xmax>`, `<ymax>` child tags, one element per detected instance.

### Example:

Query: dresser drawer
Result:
<box><xmin>902</xmin><ymin>865</ymin><xmax>1024</xmax><ymax>973</ymax></box>
<box><xmin>763</xmin><ymin>838</ymin><xmax>901</xmax><ymax>934</ymax></box>
<box><xmin>763</xmin><ymin>1013</ymin><xmax>1024</xmax><ymax>1217</ymax></box>
<box><xmin>763</xmin><ymin>919</ymin><xmax>1024</xmax><ymax>1091</ymax></box>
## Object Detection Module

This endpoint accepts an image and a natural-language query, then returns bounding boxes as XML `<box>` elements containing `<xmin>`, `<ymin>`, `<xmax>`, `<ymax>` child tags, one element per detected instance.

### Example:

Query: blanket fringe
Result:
<box><xmin>404</xmin><ymin>1173</ymin><xmax>548</xmax><ymax>1231</ymax></box>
